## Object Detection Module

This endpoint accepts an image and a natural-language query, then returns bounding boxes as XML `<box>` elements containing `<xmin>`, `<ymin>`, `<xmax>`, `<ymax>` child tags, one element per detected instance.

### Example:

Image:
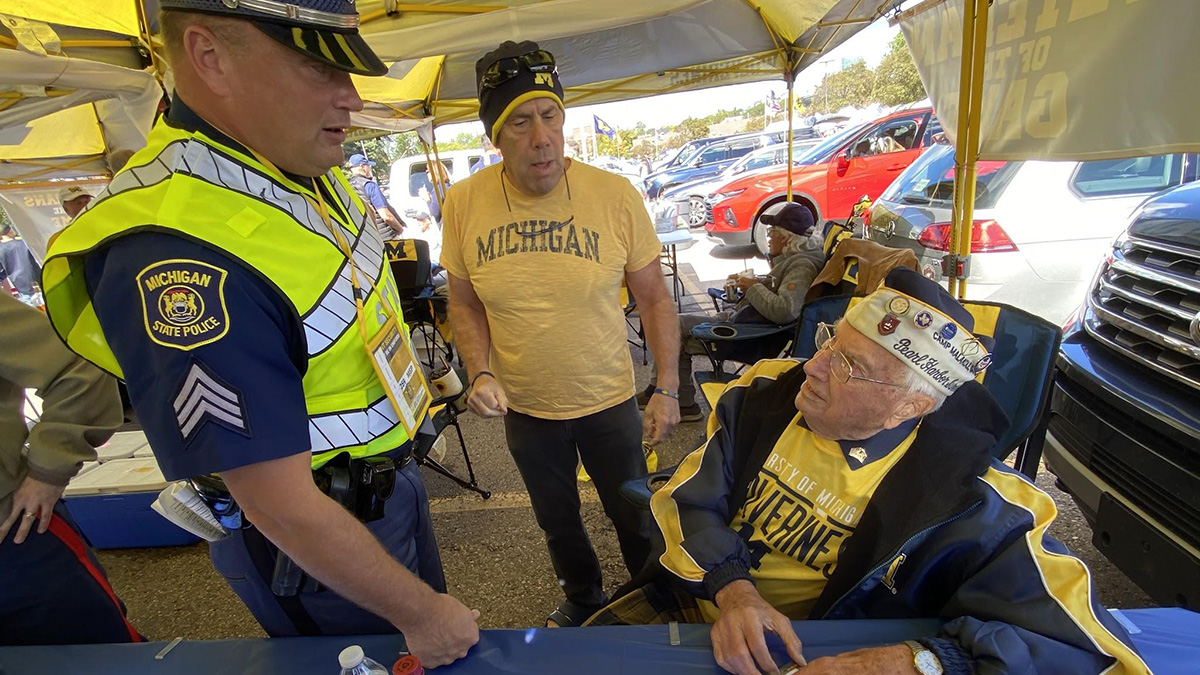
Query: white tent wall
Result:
<box><xmin>897</xmin><ymin>0</ymin><xmax>1200</xmax><ymax>161</ymax></box>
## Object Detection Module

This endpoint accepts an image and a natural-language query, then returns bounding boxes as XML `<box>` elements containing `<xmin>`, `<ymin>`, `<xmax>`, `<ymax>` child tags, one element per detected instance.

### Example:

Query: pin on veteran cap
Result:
<box><xmin>161</xmin><ymin>0</ymin><xmax>387</xmax><ymax>77</ymax></box>
<box><xmin>845</xmin><ymin>268</ymin><xmax>994</xmax><ymax>396</ymax></box>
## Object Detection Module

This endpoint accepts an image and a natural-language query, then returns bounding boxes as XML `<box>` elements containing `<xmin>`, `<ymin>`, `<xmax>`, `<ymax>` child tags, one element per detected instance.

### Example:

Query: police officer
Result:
<box><xmin>41</xmin><ymin>1</ymin><xmax>478</xmax><ymax>665</ymax></box>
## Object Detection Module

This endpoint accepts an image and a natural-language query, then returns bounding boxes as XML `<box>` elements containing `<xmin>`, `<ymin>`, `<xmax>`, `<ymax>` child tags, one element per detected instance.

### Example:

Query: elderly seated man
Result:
<box><xmin>639</xmin><ymin>203</ymin><xmax>824</xmax><ymax>423</ymax></box>
<box><xmin>593</xmin><ymin>269</ymin><xmax>1149</xmax><ymax>675</ymax></box>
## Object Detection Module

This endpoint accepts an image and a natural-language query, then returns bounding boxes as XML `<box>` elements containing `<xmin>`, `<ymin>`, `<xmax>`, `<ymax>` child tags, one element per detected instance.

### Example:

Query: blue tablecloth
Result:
<box><xmin>0</xmin><ymin>609</ymin><xmax>1192</xmax><ymax>674</ymax></box>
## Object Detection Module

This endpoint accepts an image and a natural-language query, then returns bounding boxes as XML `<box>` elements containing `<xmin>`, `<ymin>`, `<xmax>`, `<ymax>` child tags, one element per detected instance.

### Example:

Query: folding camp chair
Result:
<box><xmin>622</xmin><ymin>281</ymin><xmax>647</xmax><ymax>366</ymax></box>
<box><xmin>620</xmin><ymin>296</ymin><xmax>1061</xmax><ymax>508</ymax></box>
<box><xmin>414</xmin><ymin>367</ymin><xmax>490</xmax><ymax>500</ymax></box>
<box><xmin>387</xmin><ymin>239</ymin><xmax>452</xmax><ymax>369</ymax></box>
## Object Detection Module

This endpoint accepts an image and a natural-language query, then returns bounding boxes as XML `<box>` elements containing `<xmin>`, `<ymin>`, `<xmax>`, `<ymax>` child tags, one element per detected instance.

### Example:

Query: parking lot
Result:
<box><xmin>94</xmin><ymin>237</ymin><xmax>1153</xmax><ymax>642</ymax></box>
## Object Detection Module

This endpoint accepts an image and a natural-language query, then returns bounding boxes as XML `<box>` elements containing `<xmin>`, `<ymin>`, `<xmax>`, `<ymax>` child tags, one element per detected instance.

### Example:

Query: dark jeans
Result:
<box><xmin>0</xmin><ymin>504</ymin><xmax>141</xmax><ymax>645</ymax></box>
<box><xmin>504</xmin><ymin>397</ymin><xmax>653</xmax><ymax>609</ymax></box>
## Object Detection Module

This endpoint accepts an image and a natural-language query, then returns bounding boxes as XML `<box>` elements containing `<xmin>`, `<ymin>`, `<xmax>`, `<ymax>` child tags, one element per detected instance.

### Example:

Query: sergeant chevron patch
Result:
<box><xmin>173</xmin><ymin>362</ymin><xmax>250</xmax><ymax>442</ymax></box>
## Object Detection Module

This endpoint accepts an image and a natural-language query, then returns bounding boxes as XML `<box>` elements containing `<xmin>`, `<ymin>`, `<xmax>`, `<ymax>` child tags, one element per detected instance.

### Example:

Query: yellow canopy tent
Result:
<box><xmin>350</xmin><ymin>0</ymin><xmax>904</xmax><ymax>128</ymax></box>
<box><xmin>346</xmin><ymin>0</ymin><xmax>905</xmax><ymax>202</ymax></box>
<box><xmin>2</xmin><ymin>0</ymin><xmax>905</xmax><ymax>251</ymax></box>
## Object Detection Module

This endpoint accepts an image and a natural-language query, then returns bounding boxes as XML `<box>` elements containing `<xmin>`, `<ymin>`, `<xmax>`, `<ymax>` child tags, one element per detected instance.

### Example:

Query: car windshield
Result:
<box><xmin>880</xmin><ymin>143</ymin><xmax>1020</xmax><ymax>209</ymax></box>
<box><xmin>728</xmin><ymin>141</ymin><xmax>813</xmax><ymax>174</ymax></box>
<box><xmin>672</xmin><ymin>143</ymin><xmax>704</xmax><ymax>167</ymax></box>
<box><xmin>796</xmin><ymin>122</ymin><xmax>870</xmax><ymax>165</ymax></box>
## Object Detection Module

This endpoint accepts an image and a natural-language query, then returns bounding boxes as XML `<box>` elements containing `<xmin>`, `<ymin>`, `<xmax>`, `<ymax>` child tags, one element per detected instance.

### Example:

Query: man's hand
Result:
<box><xmin>467</xmin><ymin>374</ymin><xmax>508</xmax><ymax>418</ymax></box>
<box><xmin>712</xmin><ymin>580</ymin><xmax>806</xmax><ymax>675</ymax></box>
<box><xmin>643</xmin><ymin>392</ymin><xmax>680</xmax><ymax>446</ymax></box>
<box><xmin>403</xmin><ymin>593</ymin><xmax>482</xmax><ymax>668</ymax></box>
<box><xmin>735</xmin><ymin>276</ymin><xmax>761</xmax><ymax>293</ymax></box>
<box><xmin>798</xmin><ymin>645</ymin><xmax>918</xmax><ymax>675</ymax></box>
<box><xmin>0</xmin><ymin>476</ymin><xmax>65</xmax><ymax>544</ymax></box>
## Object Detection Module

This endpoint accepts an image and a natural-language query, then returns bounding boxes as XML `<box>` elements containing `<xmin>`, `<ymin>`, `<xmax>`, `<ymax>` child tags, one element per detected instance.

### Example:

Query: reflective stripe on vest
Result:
<box><xmin>42</xmin><ymin>121</ymin><xmax>411</xmax><ymax>469</ymax></box>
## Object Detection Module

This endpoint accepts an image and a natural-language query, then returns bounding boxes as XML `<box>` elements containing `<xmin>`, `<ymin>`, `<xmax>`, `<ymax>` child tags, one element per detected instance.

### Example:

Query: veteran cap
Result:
<box><xmin>845</xmin><ymin>268</ymin><xmax>995</xmax><ymax>396</ymax></box>
<box><xmin>160</xmin><ymin>0</ymin><xmax>388</xmax><ymax>77</ymax></box>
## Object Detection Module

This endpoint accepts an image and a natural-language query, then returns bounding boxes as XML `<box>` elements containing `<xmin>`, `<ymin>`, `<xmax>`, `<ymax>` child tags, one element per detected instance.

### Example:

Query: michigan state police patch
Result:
<box><xmin>138</xmin><ymin>259</ymin><xmax>229</xmax><ymax>350</ymax></box>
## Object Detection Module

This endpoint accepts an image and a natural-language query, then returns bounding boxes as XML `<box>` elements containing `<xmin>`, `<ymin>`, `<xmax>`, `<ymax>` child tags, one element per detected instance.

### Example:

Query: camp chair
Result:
<box><xmin>621</xmin><ymin>295</ymin><xmax>1061</xmax><ymax>508</ymax></box>
<box><xmin>415</xmin><ymin>366</ymin><xmax>490</xmax><ymax>500</ymax></box>
<box><xmin>387</xmin><ymin>239</ymin><xmax>452</xmax><ymax>369</ymax></box>
<box><xmin>622</xmin><ymin>281</ymin><xmax>647</xmax><ymax>366</ymax></box>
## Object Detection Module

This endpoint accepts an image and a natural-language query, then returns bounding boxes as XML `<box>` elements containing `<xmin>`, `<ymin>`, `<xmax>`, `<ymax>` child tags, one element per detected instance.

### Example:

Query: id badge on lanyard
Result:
<box><xmin>367</xmin><ymin>315</ymin><xmax>431</xmax><ymax>437</ymax></box>
<box><xmin>307</xmin><ymin>173</ymin><xmax>432</xmax><ymax>437</ymax></box>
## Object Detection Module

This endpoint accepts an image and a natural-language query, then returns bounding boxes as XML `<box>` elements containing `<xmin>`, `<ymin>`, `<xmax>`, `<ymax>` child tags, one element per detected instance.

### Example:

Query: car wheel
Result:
<box><xmin>753</xmin><ymin>217</ymin><xmax>770</xmax><ymax>258</ymax></box>
<box><xmin>687</xmin><ymin>196</ymin><xmax>707</xmax><ymax>228</ymax></box>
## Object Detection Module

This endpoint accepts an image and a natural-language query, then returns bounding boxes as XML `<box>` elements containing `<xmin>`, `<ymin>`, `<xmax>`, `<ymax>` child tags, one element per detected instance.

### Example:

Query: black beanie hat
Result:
<box><xmin>476</xmin><ymin>41</ymin><xmax>565</xmax><ymax>142</ymax></box>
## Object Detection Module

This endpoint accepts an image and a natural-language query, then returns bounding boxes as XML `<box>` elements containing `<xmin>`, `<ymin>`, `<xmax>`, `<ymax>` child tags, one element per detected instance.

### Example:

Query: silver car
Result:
<box><xmin>868</xmin><ymin>143</ymin><xmax>1199</xmax><ymax>323</ymax></box>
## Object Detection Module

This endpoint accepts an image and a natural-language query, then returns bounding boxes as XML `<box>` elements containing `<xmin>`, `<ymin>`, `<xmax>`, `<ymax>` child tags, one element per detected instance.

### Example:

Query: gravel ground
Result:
<box><xmin>92</xmin><ymin>243</ymin><xmax>1153</xmax><ymax>640</ymax></box>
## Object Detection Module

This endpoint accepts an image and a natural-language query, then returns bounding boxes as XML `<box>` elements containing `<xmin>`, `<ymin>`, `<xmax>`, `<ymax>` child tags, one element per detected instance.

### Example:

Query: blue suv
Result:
<box><xmin>1045</xmin><ymin>179</ymin><xmax>1200</xmax><ymax>611</ymax></box>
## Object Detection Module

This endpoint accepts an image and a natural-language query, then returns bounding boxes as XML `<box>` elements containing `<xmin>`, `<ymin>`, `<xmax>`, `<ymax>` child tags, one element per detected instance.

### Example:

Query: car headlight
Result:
<box><xmin>708</xmin><ymin>189</ymin><xmax>745</xmax><ymax>203</ymax></box>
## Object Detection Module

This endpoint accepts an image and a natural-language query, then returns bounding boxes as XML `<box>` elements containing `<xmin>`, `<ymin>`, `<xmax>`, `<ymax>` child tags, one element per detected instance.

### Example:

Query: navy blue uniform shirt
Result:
<box><xmin>85</xmin><ymin>232</ymin><xmax>311</xmax><ymax>480</ymax></box>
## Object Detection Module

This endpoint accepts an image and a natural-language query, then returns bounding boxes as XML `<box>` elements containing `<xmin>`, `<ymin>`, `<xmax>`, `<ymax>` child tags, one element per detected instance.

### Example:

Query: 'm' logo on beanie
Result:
<box><xmin>535</xmin><ymin>73</ymin><xmax>553</xmax><ymax>86</ymax></box>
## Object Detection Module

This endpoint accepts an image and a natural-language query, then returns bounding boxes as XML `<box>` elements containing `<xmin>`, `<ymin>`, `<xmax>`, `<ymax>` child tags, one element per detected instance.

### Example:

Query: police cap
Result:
<box><xmin>161</xmin><ymin>0</ymin><xmax>387</xmax><ymax>77</ymax></box>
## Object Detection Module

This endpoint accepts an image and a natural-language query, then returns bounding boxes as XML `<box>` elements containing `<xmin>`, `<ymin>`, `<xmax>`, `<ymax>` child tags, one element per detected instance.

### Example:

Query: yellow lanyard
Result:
<box><xmin>246</xmin><ymin>148</ymin><xmax>401</xmax><ymax>344</ymax></box>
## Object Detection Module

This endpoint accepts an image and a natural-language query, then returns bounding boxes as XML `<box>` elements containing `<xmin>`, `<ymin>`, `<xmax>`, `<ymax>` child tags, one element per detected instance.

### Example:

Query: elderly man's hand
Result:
<box><xmin>711</xmin><ymin>580</ymin><xmax>806</xmax><ymax>675</ymax></box>
<box><xmin>798</xmin><ymin>644</ymin><xmax>919</xmax><ymax>675</ymax></box>
<box><xmin>643</xmin><ymin>392</ymin><xmax>680</xmax><ymax>445</ymax></box>
<box><xmin>0</xmin><ymin>476</ymin><xmax>65</xmax><ymax>544</ymax></box>
<box><xmin>735</xmin><ymin>276</ymin><xmax>760</xmax><ymax>293</ymax></box>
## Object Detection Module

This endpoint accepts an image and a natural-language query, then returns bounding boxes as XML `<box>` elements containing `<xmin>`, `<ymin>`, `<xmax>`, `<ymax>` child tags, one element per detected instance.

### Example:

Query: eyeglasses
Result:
<box><xmin>480</xmin><ymin>50</ymin><xmax>558</xmax><ymax>90</ymax></box>
<box><xmin>814</xmin><ymin>322</ymin><xmax>906</xmax><ymax>388</ymax></box>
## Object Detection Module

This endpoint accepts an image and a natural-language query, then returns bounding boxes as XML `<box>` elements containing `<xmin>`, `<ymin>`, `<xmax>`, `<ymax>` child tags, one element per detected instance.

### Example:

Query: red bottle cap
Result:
<box><xmin>393</xmin><ymin>655</ymin><xmax>424</xmax><ymax>675</ymax></box>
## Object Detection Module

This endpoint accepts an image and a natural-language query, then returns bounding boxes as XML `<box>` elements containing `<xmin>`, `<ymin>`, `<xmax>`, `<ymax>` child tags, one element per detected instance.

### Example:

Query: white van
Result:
<box><xmin>387</xmin><ymin>149</ymin><xmax>484</xmax><ymax>208</ymax></box>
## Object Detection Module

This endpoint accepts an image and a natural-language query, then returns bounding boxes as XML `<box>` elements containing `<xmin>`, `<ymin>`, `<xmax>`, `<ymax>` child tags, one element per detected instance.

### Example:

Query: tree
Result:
<box><xmin>631</xmin><ymin>140</ymin><xmax>655</xmax><ymax>159</ymax></box>
<box><xmin>873</xmin><ymin>34</ymin><xmax>927</xmax><ymax>107</ymax></box>
<box><xmin>596</xmin><ymin>128</ymin><xmax>638</xmax><ymax>158</ymax></box>
<box><xmin>742</xmin><ymin>117</ymin><xmax>766</xmax><ymax>132</ymax></box>
<box><xmin>811</xmin><ymin>59</ymin><xmax>875</xmax><ymax>113</ymax></box>
<box><xmin>341</xmin><ymin>132</ymin><xmax>422</xmax><ymax>170</ymax></box>
<box><xmin>676</xmin><ymin>117</ymin><xmax>711</xmax><ymax>143</ymax></box>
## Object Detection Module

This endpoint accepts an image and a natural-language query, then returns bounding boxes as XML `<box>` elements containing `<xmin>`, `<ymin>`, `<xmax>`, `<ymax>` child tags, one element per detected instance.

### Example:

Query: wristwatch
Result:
<box><xmin>903</xmin><ymin>641</ymin><xmax>944</xmax><ymax>675</ymax></box>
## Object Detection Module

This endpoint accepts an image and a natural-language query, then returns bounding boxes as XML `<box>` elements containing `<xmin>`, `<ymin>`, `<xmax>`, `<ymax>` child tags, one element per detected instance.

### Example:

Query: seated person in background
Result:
<box><xmin>639</xmin><ymin>202</ymin><xmax>824</xmax><ymax>423</ymax></box>
<box><xmin>595</xmin><ymin>269</ymin><xmax>1149</xmax><ymax>675</ymax></box>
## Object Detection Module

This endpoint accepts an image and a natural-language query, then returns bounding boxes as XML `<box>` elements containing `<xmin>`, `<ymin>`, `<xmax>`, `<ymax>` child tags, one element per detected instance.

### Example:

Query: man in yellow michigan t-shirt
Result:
<box><xmin>441</xmin><ymin>41</ymin><xmax>683</xmax><ymax>627</ymax></box>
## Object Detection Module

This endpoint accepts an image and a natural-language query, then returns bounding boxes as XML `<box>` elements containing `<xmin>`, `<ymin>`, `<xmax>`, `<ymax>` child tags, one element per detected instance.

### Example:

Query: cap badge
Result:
<box><xmin>975</xmin><ymin>355</ymin><xmax>993</xmax><ymax>374</ymax></box>
<box><xmin>914</xmin><ymin>311</ymin><xmax>933</xmax><ymax>328</ymax></box>
<box><xmin>887</xmin><ymin>296</ymin><xmax>910</xmax><ymax>316</ymax></box>
<box><xmin>962</xmin><ymin>339</ymin><xmax>981</xmax><ymax>356</ymax></box>
<box><xmin>939</xmin><ymin>323</ymin><xmax>958</xmax><ymax>340</ymax></box>
<box><xmin>849</xmin><ymin>447</ymin><xmax>868</xmax><ymax>464</ymax></box>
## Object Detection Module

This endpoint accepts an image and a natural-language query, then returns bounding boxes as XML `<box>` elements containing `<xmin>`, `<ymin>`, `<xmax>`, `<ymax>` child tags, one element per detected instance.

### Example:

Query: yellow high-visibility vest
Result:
<box><xmin>43</xmin><ymin>119</ymin><xmax>411</xmax><ymax>469</ymax></box>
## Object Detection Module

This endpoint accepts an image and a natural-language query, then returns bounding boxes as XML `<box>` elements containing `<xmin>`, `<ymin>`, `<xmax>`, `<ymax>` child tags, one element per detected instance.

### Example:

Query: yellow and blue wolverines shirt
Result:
<box><xmin>650</xmin><ymin>359</ymin><xmax>1151</xmax><ymax>675</ymax></box>
<box><xmin>692</xmin><ymin>415</ymin><xmax>918</xmax><ymax>621</ymax></box>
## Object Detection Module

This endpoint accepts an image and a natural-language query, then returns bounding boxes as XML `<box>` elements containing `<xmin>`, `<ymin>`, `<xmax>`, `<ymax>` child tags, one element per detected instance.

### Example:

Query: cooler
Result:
<box><xmin>63</xmin><ymin>458</ymin><xmax>199</xmax><ymax>549</ymax></box>
<box><xmin>95</xmin><ymin>430</ymin><xmax>149</xmax><ymax>462</ymax></box>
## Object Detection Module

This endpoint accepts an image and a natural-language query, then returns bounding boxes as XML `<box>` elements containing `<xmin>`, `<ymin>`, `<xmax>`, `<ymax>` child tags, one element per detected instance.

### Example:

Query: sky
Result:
<box><xmin>435</xmin><ymin>18</ymin><xmax>900</xmax><ymax>143</ymax></box>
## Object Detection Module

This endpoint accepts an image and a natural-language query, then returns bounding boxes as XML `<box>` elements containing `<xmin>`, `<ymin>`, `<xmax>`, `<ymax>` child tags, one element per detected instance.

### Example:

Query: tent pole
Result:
<box><xmin>947</xmin><ymin>0</ymin><xmax>988</xmax><ymax>298</ymax></box>
<box><xmin>956</xmin><ymin>0</ymin><xmax>991</xmax><ymax>300</ymax></box>
<box><xmin>786</xmin><ymin>76</ymin><xmax>794</xmax><ymax>202</ymax></box>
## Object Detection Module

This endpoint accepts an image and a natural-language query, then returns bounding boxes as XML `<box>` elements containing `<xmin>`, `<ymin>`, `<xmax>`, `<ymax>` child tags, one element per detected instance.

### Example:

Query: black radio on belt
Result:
<box><xmin>313</xmin><ymin>453</ymin><xmax>401</xmax><ymax>524</ymax></box>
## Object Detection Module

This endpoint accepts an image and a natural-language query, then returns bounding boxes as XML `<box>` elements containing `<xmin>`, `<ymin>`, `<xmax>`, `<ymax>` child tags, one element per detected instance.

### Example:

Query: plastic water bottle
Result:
<box><xmin>338</xmin><ymin>645</ymin><xmax>388</xmax><ymax>675</ymax></box>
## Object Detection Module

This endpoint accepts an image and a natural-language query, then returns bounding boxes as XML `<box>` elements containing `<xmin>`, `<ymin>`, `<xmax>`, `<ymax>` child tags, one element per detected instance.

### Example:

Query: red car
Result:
<box><xmin>706</xmin><ymin>104</ymin><xmax>939</xmax><ymax>256</ymax></box>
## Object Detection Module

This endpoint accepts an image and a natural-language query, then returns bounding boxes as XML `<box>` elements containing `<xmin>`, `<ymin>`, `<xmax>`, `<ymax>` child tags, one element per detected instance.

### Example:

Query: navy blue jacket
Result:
<box><xmin>651</xmin><ymin>360</ymin><xmax>1150</xmax><ymax>675</ymax></box>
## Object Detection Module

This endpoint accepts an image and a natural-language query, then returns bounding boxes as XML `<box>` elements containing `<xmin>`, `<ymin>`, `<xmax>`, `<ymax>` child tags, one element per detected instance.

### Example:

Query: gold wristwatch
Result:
<box><xmin>903</xmin><ymin>640</ymin><xmax>944</xmax><ymax>675</ymax></box>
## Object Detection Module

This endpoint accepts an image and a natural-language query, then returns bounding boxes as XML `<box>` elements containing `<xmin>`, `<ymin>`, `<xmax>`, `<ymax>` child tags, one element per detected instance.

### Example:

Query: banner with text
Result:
<box><xmin>0</xmin><ymin>182</ymin><xmax>106</xmax><ymax>261</ymax></box>
<box><xmin>899</xmin><ymin>0</ymin><xmax>1200</xmax><ymax>161</ymax></box>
